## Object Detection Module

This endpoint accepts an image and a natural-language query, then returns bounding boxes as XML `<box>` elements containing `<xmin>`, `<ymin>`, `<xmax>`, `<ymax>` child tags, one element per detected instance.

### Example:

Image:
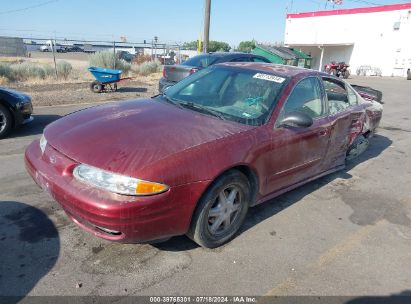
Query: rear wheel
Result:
<box><xmin>0</xmin><ymin>104</ymin><xmax>13</xmax><ymax>139</ymax></box>
<box><xmin>90</xmin><ymin>81</ymin><xmax>103</xmax><ymax>93</ymax></box>
<box><xmin>346</xmin><ymin>135</ymin><xmax>369</xmax><ymax>161</ymax></box>
<box><xmin>187</xmin><ymin>170</ymin><xmax>250</xmax><ymax>248</ymax></box>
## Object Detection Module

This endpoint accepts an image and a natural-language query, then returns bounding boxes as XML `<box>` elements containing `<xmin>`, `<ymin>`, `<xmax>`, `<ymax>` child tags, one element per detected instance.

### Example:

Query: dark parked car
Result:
<box><xmin>159</xmin><ymin>52</ymin><xmax>271</xmax><ymax>92</ymax></box>
<box><xmin>25</xmin><ymin>63</ymin><xmax>382</xmax><ymax>248</ymax></box>
<box><xmin>117</xmin><ymin>51</ymin><xmax>136</xmax><ymax>63</ymax></box>
<box><xmin>64</xmin><ymin>45</ymin><xmax>84</xmax><ymax>52</ymax></box>
<box><xmin>0</xmin><ymin>87</ymin><xmax>33</xmax><ymax>138</ymax></box>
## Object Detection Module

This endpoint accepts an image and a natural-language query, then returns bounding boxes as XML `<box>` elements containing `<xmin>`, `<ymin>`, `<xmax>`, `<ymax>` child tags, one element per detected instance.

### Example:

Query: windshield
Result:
<box><xmin>164</xmin><ymin>66</ymin><xmax>288</xmax><ymax>126</ymax></box>
<box><xmin>182</xmin><ymin>54</ymin><xmax>220</xmax><ymax>68</ymax></box>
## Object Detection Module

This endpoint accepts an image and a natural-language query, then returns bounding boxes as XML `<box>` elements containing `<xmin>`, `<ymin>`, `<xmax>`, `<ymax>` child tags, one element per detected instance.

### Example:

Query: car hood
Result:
<box><xmin>0</xmin><ymin>87</ymin><xmax>31</xmax><ymax>100</ymax></box>
<box><xmin>45</xmin><ymin>98</ymin><xmax>252</xmax><ymax>176</ymax></box>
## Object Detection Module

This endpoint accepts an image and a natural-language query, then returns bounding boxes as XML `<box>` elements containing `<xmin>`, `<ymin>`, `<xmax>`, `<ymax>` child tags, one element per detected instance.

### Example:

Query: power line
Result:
<box><xmin>0</xmin><ymin>0</ymin><xmax>59</xmax><ymax>15</ymax></box>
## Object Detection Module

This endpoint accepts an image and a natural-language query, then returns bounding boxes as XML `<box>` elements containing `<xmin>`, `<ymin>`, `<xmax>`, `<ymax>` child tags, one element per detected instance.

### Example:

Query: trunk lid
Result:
<box><xmin>163</xmin><ymin>65</ymin><xmax>196</xmax><ymax>82</ymax></box>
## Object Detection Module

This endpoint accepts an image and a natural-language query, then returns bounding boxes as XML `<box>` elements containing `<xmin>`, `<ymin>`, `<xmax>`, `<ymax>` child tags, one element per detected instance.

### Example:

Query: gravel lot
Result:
<box><xmin>0</xmin><ymin>76</ymin><xmax>410</xmax><ymax>300</ymax></box>
<box><xmin>8</xmin><ymin>78</ymin><xmax>160</xmax><ymax>107</ymax></box>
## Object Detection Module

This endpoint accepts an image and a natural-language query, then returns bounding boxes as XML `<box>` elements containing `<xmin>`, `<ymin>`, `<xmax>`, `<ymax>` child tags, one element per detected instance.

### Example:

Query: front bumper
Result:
<box><xmin>25</xmin><ymin>140</ymin><xmax>209</xmax><ymax>243</ymax></box>
<box><xmin>14</xmin><ymin>101</ymin><xmax>33</xmax><ymax>127</ymax></box>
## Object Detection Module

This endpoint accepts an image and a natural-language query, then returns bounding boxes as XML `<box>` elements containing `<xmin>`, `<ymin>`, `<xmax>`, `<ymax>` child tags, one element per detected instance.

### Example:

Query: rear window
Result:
<box><xmin>182</xmin><ymin>54</ymin><xmax>220</xmax><ymax>68</ymax></box>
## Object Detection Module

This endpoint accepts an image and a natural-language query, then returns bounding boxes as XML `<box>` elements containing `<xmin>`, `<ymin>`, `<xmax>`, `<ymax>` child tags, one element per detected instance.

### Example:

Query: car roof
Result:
<box><xmin>215</xmin><ymin>62</ymin><xmax>328</xmax><ymax>78</ymax></box>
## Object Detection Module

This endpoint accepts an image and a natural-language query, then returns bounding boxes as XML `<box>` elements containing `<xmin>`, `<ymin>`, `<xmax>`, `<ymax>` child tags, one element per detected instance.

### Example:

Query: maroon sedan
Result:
<box><xmin>25</xmin><ymin>63</ymin><xmax>382</xmax><ymax>248</ymax></box>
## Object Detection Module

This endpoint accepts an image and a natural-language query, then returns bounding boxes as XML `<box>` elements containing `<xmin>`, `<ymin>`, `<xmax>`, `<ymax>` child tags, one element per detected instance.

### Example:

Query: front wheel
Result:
<box><xmin>0</xmin><ymin>104</ymin><xmax>13</xmax><ymax>139</ymax></box>
<box><xmin>187</xmin><ymin>170</ymin><xmax>250</xmax><ymax>248</ymax></box>
<box><xmin>346</xmin><ymin>135</ymin><xmax>369</xmax><ymax>161</ymax></box>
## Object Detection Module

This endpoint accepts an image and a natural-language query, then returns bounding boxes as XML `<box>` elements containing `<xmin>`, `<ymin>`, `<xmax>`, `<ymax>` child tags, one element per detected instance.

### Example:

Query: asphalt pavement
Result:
<box><xmin>0</xmin><ymin>77</ymin><xmax>410</xmax><ymax>298</ymax></box>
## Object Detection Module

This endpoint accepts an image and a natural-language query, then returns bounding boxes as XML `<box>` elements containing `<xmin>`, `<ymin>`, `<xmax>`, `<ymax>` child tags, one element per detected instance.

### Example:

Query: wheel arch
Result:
<box><xmin>196</xmin><ymin>164</ymin><xmax>260</xmax><ymax>210</ymax></box>
<box><xmin>0</xmin><ymin>99</ymin><xmax>16</xmax><ymax>127</ymax></box>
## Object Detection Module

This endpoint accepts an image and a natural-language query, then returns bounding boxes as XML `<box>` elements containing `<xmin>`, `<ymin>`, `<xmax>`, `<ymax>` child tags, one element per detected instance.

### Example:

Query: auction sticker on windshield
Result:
<box><xmin>253</xmin><ymin>73</ymin><xmax>285</xmax><ymax>83</ymax></box>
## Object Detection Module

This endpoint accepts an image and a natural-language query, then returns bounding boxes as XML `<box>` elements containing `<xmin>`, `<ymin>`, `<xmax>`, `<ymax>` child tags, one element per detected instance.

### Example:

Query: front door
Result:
<box><xmin>265</xmin><ymin>76</ymin><xmax>331</xmax><ymax>194</ymax></box>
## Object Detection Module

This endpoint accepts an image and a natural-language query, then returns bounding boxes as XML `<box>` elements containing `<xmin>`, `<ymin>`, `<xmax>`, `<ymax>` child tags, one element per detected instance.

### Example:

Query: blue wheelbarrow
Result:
<box><xmin>88</xmin><ymin>66</ymin><xmax>133</xmax><ymax>93</ymax></box>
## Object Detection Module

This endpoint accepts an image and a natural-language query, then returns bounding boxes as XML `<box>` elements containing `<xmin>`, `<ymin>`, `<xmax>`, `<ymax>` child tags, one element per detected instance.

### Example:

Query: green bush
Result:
<box><xmin>0</xmin><ymin>61</ymin><xmax>73</xmax><ymax>81</ymax></box>
<box><xmin>0</xmin><ymin>63</ymin><xmax>14</xmax><ymax>81</ymax></box>
<box><xmin>12</xmin><ymin>62</ymin><xmax>47</xmax><ymax>80</ymax></box>
<box><xmin>56</xmin><ymin>61</ymin><xmax>72</xmax><ymax>79</ymax></box>
<box><xmin>89</xmin><ymin>51</ymin><xmax>131</xmax><ymax>73</ymax></box>
<box><xmin>132</xmin><ymin>61</ymin><xmax>162</xmax><ymax>76</ymax></box>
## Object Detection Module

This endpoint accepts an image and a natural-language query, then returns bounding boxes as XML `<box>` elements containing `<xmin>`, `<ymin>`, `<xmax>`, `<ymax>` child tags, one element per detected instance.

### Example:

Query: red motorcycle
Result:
<box><xmin>325</xmin><ymin>61</ymin><xmax>350</xmax><ymax>79</ymax></box>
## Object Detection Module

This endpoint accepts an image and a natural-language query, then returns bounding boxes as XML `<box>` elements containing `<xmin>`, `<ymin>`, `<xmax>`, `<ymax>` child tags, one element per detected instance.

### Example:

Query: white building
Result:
<box><xmin>284</xmin><ymin>2</ymin><xmax>411</xmax><ymax>76</ymax></box>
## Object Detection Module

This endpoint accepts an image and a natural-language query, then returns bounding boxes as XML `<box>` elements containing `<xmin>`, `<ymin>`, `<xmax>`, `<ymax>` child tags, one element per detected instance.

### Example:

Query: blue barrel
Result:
<box><xmin>88</xmin><ymin>66</ymin><xmax>122</xmax><ymax>84</ymax></box>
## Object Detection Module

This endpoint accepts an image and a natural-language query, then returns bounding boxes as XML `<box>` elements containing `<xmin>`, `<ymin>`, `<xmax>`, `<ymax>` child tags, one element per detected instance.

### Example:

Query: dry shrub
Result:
<box><xmin>133</xmin><ymin>54</ymin><xmax>152</xmax><ymax>65</ymax></box>
<box><xmin>131</xmin><ymin>61</ymin><xmax>162</xmax><ymax>76</ymax></box>
<box><xmin>89</xmin><ymin>51</ymin><xmax>131</xmax><ymax>73</ymax></box>
<box><xmin>0</xmin><ymin>57</ymin><xmax>24</xmax><ymax>64</ymax></box>
<box><xmin>0</xmin><ymin>61</ymin><xmax>73</xmax><ymax>82</ymax></box>
<box><xmin>0</xmin><ymin>76</ymin><xmax>9</xmax><ymax>85</ymax></box>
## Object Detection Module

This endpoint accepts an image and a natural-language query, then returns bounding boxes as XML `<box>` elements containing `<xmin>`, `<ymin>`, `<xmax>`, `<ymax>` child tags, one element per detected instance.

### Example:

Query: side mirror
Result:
<box><xmin>279</xmin><ymin>111</ymin><xmax>313</xmax><ymax>128</ymax></box>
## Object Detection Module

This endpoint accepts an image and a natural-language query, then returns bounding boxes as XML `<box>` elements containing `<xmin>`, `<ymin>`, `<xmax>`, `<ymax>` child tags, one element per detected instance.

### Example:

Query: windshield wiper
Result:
<box><xmin>156</xmin><ymin>94</ymin><xmax>184</xmax><ymax>108</ymax></box>
<box><xmin>178</xmin><ymin>102</ymin><xmax>226</xmax><ymax>120</ymax></box>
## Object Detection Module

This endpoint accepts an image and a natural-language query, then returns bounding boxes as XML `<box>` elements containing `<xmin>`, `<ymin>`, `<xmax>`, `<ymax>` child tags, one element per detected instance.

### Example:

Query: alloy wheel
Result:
<box><xmin>207</xmin><ymin>185</ymin><xmax>242</xmax><ymax>236</ymax></box>
<box><xmin>0</xmin><ymin>111</ymin><xmax>6</xmax><ymax>133</ymax></box>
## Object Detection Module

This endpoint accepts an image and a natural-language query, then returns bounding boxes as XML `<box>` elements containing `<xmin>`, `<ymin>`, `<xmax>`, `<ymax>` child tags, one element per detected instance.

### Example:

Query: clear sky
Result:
<box><xmin>0</xmin><ymin>0</ymin><xmax>409</xmax><ymax>46</ymax></box>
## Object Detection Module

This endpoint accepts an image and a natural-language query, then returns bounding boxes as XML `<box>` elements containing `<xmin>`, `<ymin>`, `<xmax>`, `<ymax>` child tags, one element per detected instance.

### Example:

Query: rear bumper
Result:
<box><xmin>158</xmin><ymin>77</ymin><xmax>177</xmax><ymax>93</ymax></box>
<box><xmin>25</xmin><ymin>140</ymin><xmax>209</xmax><ymax>243</ymax></box>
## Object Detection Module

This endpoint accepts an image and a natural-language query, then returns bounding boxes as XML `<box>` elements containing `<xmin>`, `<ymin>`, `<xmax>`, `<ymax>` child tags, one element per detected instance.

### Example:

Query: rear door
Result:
<box><xmin>320</xmin><ymin>77</ymin><xmax>365</xmax><ymax>169</ymax></box>
<box><xmin>266</xmin><ymin>76</ymin><xmax>331</xmax><ymax>194</ymax></box>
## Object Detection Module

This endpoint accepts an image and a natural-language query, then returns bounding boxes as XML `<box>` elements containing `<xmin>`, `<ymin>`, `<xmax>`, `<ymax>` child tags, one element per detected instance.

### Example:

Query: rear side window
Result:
<box><xmin>252</xmin><ymin>56</ymin><xmax>270</xmax><ymax>63</ymax></box>
<box><xmin>182</xmin><ymin>55</ymin><xmax>219</xmax><ymax>68</ymax></box>
<box><xmin>346</xmin><ymin>85</ymin><xmax>358</xmax><ymax>106</ymax></box>
<box><xmin>231</xmin><ymin>57</ymin><xmax>252</xmax><ymax>62</ymax></box>
<box><xmin>279</xmin><ymin>77</ymin><xmax>324</xmax><ymax>120</ymax></box>
<box><xmin>322</xmin><ymin>78</ymin><xmax>350</xmax><ymax>114</ymax></box>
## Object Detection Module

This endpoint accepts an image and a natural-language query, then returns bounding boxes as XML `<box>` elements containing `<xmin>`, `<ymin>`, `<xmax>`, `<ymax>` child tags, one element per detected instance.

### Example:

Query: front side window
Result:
<box><xmin>164</xmin><ymin>67</ymin><xmax>288</xmax><ymax>126</ymax></box>
<box><xmin>278</xmin><ymin>77</ymin><xmax>324</xmax><ymax>122</ymax></box>
<box><xmin>252</xmin><ymin>56</ymin><xmax>270</xmax><ymax>63</ymax></box>
<box><xmin>322</xmin><ymin>78</ymin><xmax>350</xmax><ymax>114</ymax></box>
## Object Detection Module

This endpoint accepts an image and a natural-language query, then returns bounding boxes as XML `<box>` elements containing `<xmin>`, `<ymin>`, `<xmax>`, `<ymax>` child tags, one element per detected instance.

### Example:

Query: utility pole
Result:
<box><xmin>203</xmin><ymin>0</ymin><xmax>211</xmax><ymax>53</ymax></box>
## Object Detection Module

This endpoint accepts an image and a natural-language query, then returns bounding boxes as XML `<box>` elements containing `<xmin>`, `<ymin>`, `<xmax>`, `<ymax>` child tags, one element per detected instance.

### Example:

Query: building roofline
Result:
<box><xmin>287</xmin><ymin>2</ymin><xmax>411</xmax><ymax>19</ymax></box>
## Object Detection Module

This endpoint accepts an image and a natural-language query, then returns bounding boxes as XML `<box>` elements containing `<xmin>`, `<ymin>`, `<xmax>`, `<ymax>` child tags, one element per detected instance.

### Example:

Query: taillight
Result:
<box><xmin>189</xmin><ymin>68</ymin><xmax>198</xmax><ymax>75</ymax></box>
<box><xmin>162</xmin><ymin>67</ymin><xmax>167</xmax><ymax>78</ymax></box>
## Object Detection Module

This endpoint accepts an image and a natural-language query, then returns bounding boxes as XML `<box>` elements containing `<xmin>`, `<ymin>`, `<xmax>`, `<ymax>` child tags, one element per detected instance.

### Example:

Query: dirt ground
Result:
<box><xmin>8</xmin><ymin>74</ymin><xmax>161</xmax><ymax>106</ymax></box>
<box><xmin>3</xmin><ymin>51</ymin><xmax>161</xmax><ymax>106</ymax></box>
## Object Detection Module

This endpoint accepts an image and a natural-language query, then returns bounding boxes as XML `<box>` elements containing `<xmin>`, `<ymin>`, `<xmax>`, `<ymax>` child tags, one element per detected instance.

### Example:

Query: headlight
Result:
<box><xmin>39</xmin><ymin>134</ymin><xmax>47</xmax><ymax>154</ymax></box>
<box><xmin>73</xmin><ymin>164</ymin><xmax>169</xmax><ymax>196</ymax></box>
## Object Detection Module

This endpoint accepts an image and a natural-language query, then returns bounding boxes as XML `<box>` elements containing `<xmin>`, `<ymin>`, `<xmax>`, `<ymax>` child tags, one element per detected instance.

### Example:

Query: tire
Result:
<box><xmin>343</xmin><ymin>70</ymin><xmax>350</xmax><ymax>79</ymax></box>
<box><xmin>346</xmin><ymin>135</ymin><xmax>369</xmax><ymax>161</ymax></box>
<box><xmin>187</xmin><ymin>170</ymin><xmax>250</xmax><ymax>248</ymax></box>
<box><xmin>90</xmin><ymin>81</ymin><xmax>103</xmax><ymax>93</ymax></box>
<box><xmin>0</xmin><ymin>104</ymin><xmax>13</xmax><ymax>139</ymax></box>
